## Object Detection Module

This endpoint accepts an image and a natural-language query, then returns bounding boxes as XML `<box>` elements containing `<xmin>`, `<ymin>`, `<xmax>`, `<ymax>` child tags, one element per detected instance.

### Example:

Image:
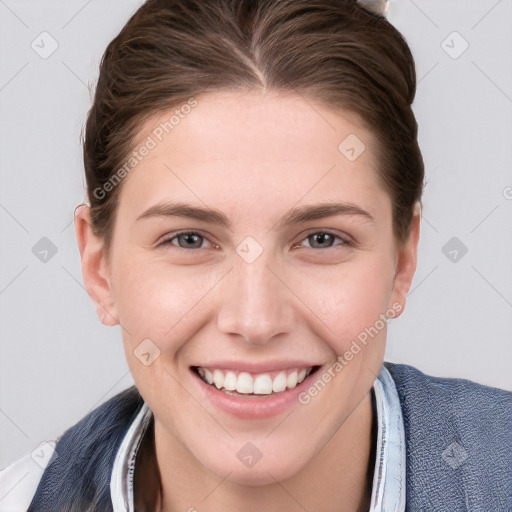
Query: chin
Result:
<box><xmin>214</xmin><ymin>463</ymin><xmax>300</xmax><ymax>487</ymax></box>
<box><xmin>198</xmin><ymin>441</ymin><xmax>311</xmax><ymax>487</ymax></box>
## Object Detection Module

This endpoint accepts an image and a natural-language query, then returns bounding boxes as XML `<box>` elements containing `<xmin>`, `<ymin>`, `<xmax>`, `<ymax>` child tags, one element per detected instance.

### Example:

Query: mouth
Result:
<box><xmin>191</xmin><ymin>365</ymin><xmax>321</xmax><ymax>398</ymax></box>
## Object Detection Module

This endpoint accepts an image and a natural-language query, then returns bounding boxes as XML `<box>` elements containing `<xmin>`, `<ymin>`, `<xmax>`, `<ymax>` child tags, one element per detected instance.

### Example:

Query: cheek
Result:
<box><xmin>299</xmin><ymin>256</ymin><xmax>395</xmax><ymax>353</ymax></box>
<box><xmin>111</xmin><ymin>258</ymin><xmax>220</xmax><ymax>345</ymax></box>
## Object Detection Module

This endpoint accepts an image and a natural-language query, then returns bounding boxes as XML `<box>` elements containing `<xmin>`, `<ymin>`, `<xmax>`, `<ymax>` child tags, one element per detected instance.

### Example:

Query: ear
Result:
<box><xmin>389</xmin><ymin>205</ymin><xmax>421</xmax><ymax>317</ymax></box>
<box><xmin>74</xmin><ymin>204</ymin><xmax>119</xmax><ymax>326</ymax></box>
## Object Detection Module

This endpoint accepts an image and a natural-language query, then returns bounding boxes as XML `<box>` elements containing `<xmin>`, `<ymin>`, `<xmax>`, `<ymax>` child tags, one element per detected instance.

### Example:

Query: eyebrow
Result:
<box><xmin>276</xmin><ymin>202</ymin><xmax>375</xmax><ymax>229</ymax></box>
<box><xmin>136</xmin><ymin>200</ymin><xmax>375</xmax><ymax>230</ymax></box>
<box><xmin>137</xmin><ymin>202</ymin><xmax>232</xmax><ymax>227</ymax></box>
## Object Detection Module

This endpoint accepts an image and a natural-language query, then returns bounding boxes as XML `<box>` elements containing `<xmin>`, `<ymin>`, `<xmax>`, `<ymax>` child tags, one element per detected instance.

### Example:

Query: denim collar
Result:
<box><xmin>111</xmin><ymin>365</ymin><xmax>406</xmax><ymax>512</ymax></box>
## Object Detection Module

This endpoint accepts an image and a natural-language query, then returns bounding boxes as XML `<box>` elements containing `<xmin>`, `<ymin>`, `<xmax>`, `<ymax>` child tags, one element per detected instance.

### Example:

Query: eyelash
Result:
<box><xmin>158</xmin><ymin>231</ymin><xmax>217</xmax><ymax>250</ymax></box>
<box><xmin>294</xmin><ymin>231</ymin><xmax>353</xmax><ymax>250</ymax></box>
<box><xmin>157</xmin><ymin>230</ymin><xmax>353</xmax><ymax>251</ymax></box>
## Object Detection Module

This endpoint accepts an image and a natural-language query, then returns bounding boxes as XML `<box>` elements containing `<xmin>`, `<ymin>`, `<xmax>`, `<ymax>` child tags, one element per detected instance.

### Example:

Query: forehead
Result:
<box><xmin>133</xmin><ymin>90</ymin><xmax>375</xmax><ymax>162</ymax></box>
<box><xmin>120</xmin><ymin>90</ymin><xmax>388</xmax><ymax>222</ymax></box>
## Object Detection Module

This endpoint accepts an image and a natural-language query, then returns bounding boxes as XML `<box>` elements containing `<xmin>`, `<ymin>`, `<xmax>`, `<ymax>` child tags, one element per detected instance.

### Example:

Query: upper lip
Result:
<box><xmin>191</xmin><ymin>361</ymin><xmax>322</xmax><ymax>373</ymax></box>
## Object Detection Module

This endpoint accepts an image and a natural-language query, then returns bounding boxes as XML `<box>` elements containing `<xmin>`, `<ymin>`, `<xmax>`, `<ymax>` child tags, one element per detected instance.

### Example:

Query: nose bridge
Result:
<box><xmin>217</xmin><ymin>248</ymin><xmax>294</xmax><ymax>344</ymax></box>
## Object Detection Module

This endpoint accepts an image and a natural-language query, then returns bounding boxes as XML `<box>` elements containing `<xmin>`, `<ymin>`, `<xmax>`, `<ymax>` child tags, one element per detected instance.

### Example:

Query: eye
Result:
<box><xmin>296</xmin><ymin>231</ymin><xmax>352</xmax><ymax>250</ymax></box>
<box><xmin>158</xmin><ymin>231</ymin><xmax>214</xmax><ymax>249</ymax></box>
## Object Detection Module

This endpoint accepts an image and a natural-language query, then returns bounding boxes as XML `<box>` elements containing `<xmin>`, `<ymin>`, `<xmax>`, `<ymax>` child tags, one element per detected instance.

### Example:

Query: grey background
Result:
<box><xmin>0</xmin><ymin>0</ymin><xmax>511</xmax><ymax>470</ymax></box>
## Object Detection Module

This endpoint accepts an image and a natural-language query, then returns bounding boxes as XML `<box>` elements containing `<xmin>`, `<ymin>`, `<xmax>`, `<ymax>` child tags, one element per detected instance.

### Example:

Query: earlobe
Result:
<box><xmin>74</xmin><ymin>204</ymin><xmax>119</xmax><ymax>327</ymax></box>
<box><xmin>389</xmin><ymin>208</ymin><xmax>421</xmax><ymax>317</ymax></box>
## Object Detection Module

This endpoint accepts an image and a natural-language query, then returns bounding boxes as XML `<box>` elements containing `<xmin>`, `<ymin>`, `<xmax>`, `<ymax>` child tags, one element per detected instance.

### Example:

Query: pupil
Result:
<box><xmin>181</xmin><ymin>234</ymin><xmax>201</xmax><ymax>248</ymax></box>
<box><xmin>311</xmin><ymin>233</ymin><xmax>332</xmax><ymax>248</ymax></box>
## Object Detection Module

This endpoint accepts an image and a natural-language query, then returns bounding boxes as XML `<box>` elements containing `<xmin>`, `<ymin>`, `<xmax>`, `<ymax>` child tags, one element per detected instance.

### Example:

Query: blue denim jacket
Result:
<box><xmin>17</xmin><ymin>363</ymin><xmax>512</xmax><ymax>510</ymax></box>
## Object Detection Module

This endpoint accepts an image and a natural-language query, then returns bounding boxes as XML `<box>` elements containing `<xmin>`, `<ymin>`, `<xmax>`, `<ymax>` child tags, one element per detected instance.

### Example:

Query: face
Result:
<box><xmin>76</xmin><ymin>90</ymin><xmax>418</xmax><ymax>486</ymax></box>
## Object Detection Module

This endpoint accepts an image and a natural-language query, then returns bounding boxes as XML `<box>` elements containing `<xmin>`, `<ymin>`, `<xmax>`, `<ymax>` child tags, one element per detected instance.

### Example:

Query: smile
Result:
<box><xmin>193</xmin><ymin>366</ymin><xmax>319</xmax><ymax>397</ymax></box>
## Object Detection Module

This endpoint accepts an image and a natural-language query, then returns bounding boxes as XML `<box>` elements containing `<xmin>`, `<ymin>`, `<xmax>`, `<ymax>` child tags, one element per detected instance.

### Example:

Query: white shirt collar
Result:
<box><xmin>369</xmin><ymin>364</ymin><xmax>406</xmax><ymax>512</ymax></box>
<box><xmin>111</xmin><ymin>365</ymin><xmax>406</xmax><ymax>512</ymax></box>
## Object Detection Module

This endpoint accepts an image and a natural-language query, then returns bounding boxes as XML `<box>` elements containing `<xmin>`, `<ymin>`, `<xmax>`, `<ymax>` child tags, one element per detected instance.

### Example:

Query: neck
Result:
<box><xmin>136</xmin><ymin>391</ymin><xmax>376</xmax><ymax>512</ymax></box>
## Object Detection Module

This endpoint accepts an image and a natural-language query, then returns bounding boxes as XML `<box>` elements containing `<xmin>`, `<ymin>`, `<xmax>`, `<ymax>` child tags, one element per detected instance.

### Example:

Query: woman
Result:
<box><xmin>1</xmin><ymin>0</ymin><xmax>510</xmax><ymax>510</ymax></box>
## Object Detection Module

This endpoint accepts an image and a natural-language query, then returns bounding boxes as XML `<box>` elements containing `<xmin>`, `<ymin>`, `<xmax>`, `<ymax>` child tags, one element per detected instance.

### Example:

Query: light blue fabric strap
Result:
<box><xmin>110</xmin><ymin>402</ymin><xmax>152</xmax><ymax>512</ymax></box>
<box><xmin>369</xmin><ymin>364</ymin><xmax>407</xmax><ymax>512</ymax></box>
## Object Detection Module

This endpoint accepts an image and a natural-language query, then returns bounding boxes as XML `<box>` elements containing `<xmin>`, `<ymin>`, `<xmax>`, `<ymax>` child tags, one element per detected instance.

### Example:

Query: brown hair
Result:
<box><xmin>83</xmin><ymin>0</ymin><xmax>424</xmax><ymax>251</ymax></box>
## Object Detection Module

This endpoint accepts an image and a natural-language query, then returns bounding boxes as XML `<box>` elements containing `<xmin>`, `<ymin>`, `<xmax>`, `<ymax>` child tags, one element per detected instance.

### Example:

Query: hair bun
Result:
<box><xmin>356</xmin><ymin>0</ymin><xmax>388</xmax><ymax>17</ymax></box>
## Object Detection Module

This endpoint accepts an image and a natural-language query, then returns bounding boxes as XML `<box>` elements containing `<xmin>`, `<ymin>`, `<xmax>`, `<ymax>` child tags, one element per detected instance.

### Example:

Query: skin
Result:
<box><xmin>75</xmin><ymin>90</ymin><xmax>420</xmax><ymax>512</ymax></box>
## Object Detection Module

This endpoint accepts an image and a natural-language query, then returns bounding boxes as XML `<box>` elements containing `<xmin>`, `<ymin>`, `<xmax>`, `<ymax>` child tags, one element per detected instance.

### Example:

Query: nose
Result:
<box><xmin>216</xmin><ymin>248</ymin><xmax>296</xmax><ymax>345</ymax></box>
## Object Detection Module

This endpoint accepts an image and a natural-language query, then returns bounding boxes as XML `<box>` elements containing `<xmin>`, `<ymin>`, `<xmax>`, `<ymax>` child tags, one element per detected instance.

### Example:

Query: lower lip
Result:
<box><xmin>191</xmin><ymin>368</ymin><xmax>318</xmax><ymax>419</ymax></box>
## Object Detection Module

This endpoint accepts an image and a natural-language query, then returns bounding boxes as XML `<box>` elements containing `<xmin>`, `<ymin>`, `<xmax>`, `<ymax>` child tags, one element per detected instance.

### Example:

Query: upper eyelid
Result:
<box><xmin>300</xmin><ymin>228</ymin><xmax>351</xmax><ymax>241</ymax></box>
<box><xmin>291</xmin><ymin>227</ymin><xmax>354</xmax><ymax>246</ymax></box>
<box><xmin>294</xmin><ymin>231</ymin><xmax>352</xmax><ymax>248</ymax></box>
<box><xmin>158</xmin><ymin>230</ymin><xmax>214</xmax><ymax>247</ymax></box>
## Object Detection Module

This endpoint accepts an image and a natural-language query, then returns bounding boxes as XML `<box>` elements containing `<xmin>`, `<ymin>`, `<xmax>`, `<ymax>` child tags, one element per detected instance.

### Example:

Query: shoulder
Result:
<box><xmin>384</xmin><ymin>361</ymin><xmax>511</xmax><ymax>421</ymax></box>
<box><xmin>1</xmin><ymin>386</ymin><xmax>143</xmax><ymax>511</ymax></box>
<box><xmin>384</xmin><ymin>362</ymin><xmax>512</xmax><ymax>510</ymax></box>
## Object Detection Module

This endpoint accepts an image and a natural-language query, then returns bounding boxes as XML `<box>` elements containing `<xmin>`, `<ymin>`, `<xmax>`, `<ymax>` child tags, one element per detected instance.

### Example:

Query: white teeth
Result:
<box><xmin>272</xmin><ymin>371</ymin><xmax>287</xmax><ymax>393</ymax></box>
<box><xmin>224</xmin><ymin>371</ymin><xmax>237</xmax><ymax>391</ymax></box>
<box><xmin>213</xmin><ymin>369</ymin><xmax>224</xmax><ymax>389</ymax></box>
<box><xmin>196</xmin><ymin>366</ymin><xmax>314</xmax><ymax>395</ymax></box>
<box><xmin>286</xmin><ymin>371</ymin><xmax>298</xmax><ymax>389</ymax></box>
<box><xmin>253</xmin><ymin>374</ymin><xmax>273</xmax><ymax>395</ymax></box>
<box><xmin>236</xmin><ymin>372</ymin><xmax>254</xmax><ymax>394</ymax></box>
<box><xmin>203</xmin><ymin>368</ymin><xmax>213</xmax><ymax>385</ymax></box>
